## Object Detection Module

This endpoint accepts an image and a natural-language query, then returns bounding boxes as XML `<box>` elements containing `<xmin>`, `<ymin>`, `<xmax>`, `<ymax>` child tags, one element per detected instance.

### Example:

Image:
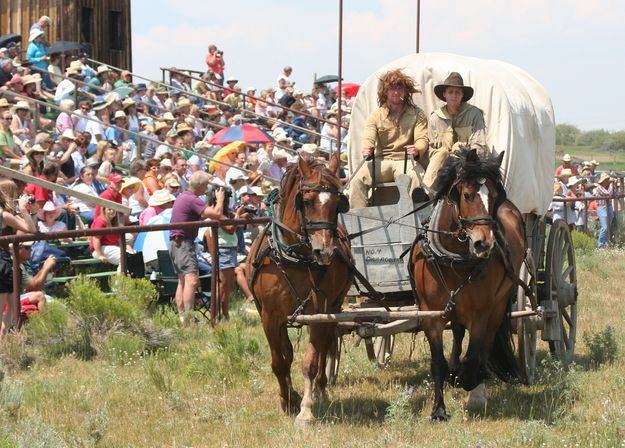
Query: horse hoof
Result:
<box><xmin>431</xmin><ymin>409</ymin><xmax>449</xmax><ymax>422</ymax></box>
<box><xmin>464</xmin><ymin>383</ymin><xmax>487</xmax><ymax>415</ymax></box>
<box><xmin>294</xmin><ymin>415</ymin><xmax>315</xmax><ymax>429</ymax></box>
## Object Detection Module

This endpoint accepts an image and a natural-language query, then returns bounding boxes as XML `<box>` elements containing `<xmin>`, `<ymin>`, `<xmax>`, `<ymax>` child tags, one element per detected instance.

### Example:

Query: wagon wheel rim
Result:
<box><xmin>546</xmin><ymin>220</ymin><xmax>578</xmax><ymax>364</ymax></box>
<box><xmin>516</xmin><ymin>250</ymin><xmax>538</xmax><ymax>385</ymax></box>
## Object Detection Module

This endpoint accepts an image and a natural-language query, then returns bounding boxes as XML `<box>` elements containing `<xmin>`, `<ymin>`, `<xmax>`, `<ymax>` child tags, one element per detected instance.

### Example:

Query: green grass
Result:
<box><xmin>0</xmin><ymin>254</ymin><xmax>623</xmax><ymax>447</ymax></box>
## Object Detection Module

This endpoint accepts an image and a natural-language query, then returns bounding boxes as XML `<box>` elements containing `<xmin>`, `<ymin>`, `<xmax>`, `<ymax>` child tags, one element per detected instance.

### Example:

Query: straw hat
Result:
<box><xmin>176</xmin><ymin>123</ymin><xmax>192</xmax><ymax>135</ymax></box>
<box><xmin>597</xmin><ymin>172</ymin><xmax>611</xmax><ymax>184</ymax></box>
<box><xmin>159</xmin><ymin>158</ymin><xmax>173</xmax><ymax>168</ymax></box>
<box><xmin>26</xmin><ymin>144</ymin><xmax>47</xmax><ymax>156</ymax></box>
<box><xmin>299</xmin><ymin>143</ymin><xmax>319</xmax><ymax>155</ymax></box>
<box><xmin>164</xmin><ymin>177</ymin><xmax>180</xmax><ymax>188</ymax></box>
<box><xmin>113</xmin><ymin>110</ymin><xmax>127</xmax><ymax>120</ymax></box>
<box><xmin>566</xmin><ymin>176</ymin><xmax>582</xmax><ymax>188</ymax></box>
<box><xmin>121</xmin><ymin>98</ymin><xmax>136</xmax><ymax>109</ymax></box>
<box><xmin>121</xmin><ymin>177</ymin><xmax>141</xmax><ymax>191</ymax></box>
<box><xmin>37</xmin><ymin>201</ymin><xmax>62</xmax><ymax>220</ymax></box>
<box><xmin>562</xmin><ymin>153</ymin><xmax>572</xmax><ymax>162</ymax></box>
<box><xmin>162</xmin><ymin>112</ymin><xmax>175</xmax><ymax>122</ymax></box>
<box><xmin>0</xmin><ymin>98</ymin><xmax>10</xmax><ymax>108</ymax></box>
<box><xmin>177</xmin><ymin>98</ymin><xmax>192</xmax><ymax>109</ymax></box>
<box><xmin>272</xmin><ymin>148</ymin><xmax>289</xmax><ymax>159</ymax></box>
<box><xmin>97</xmin><ymin>65</ymin><xmax>111</xmax><ymax>74</ymax></box>
<box><xmin>11</xmin><ymin>100</ymin><xmax>31</xmax><ymax>113</ymax></box>
<box><xmin>154</xmin><ymin>121</ymin><xmax>170</xmax><ymax>134</ymax></box>
<box><xmin>251</xmin><ymin>186</ymin><xmax>266</xmax><ymax>197</ymax></box>
<box><xmin>28</xmin><ymin>29</ymin><xmax>45</xmax><ymax>42</ymax></box>
<box><xmin>60</xmin><ymin>129</ymin><xmax>76</xmax><ymax>140</ymax></box>
<box><xmin>148</xmin><ymin>189</ymin><xmax>176</xmax><ymax>206</ymax></box>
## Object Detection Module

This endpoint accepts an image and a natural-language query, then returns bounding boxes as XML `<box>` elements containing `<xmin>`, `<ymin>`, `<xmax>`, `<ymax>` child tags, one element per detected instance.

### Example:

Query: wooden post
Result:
<box><xmin>210</xmin><ymin>223</ymin><xmax>220</xmax><ymax>326</ymax></box>
<box><xmin>11</xmin><ymin>242</ymin><xmax>20</xmax><ymax>331</ymax></box>
<box><xmin>118</xmin><ymin>212</ymin><xmax>127</xmax><ymax>275</ymax></box>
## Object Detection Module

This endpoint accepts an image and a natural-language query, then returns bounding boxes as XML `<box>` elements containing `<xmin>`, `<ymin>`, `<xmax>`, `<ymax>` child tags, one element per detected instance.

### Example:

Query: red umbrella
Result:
<box><xmin>209</xmin><ymin>124</ymin><xmax>275</xmax><ymax>145</ymax></box>
<box><xmin>335</xmin><ymin>82</ymin><xmax>360</xmax><ymax>98</ymax></box>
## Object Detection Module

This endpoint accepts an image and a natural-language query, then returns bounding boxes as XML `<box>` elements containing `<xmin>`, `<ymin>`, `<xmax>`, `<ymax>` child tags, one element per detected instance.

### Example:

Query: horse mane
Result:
<box><xmin>435</xmin><ymin>149</ymin><xmax>505</xmax><ymax>201</ymax></box>
<box><xmin>279</xmin><ymin>159</ymin><xmax>342</xmax><ymax>204</ymax></box>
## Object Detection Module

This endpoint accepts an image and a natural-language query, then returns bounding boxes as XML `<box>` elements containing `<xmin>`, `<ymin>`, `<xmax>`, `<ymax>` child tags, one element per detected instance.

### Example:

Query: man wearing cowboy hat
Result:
<box><xmin>349</xmin><ymin>68</ymin><xmax>428</xmax><ymax>209</ymax></box>
<box><xmin>422</xmin><ymin>72</ymin><xmax>487</xmax><ymax>194</ymax></box>
<box><xmin>555</xmin><ymin>153</ymin><xmax>579</xmax><ymax>177</ymax></box>
<box><xmin>595</xmin><ymin>172</ymin><xmax>614</xmax><ymax>248</ymax></box>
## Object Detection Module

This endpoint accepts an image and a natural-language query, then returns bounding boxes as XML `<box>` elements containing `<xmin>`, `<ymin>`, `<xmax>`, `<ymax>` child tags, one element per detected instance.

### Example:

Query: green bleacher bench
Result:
<box><xmin>51</xmin><ymin>271</ymin><xmax>118</xmax><ymax>283</ymax></box>
<box><xmin>70</xmin><ymin>258</ymin><xmax>103</xmax><ymax>266</ymax></box>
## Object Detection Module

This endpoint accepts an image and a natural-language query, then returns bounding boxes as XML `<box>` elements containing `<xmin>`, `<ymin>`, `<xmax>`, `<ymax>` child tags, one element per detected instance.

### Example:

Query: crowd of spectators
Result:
<box><xmin>549</xmin><ymin>153</ymin><xmax>620</xmax><ymax>248</ymax></box>
<box><xmin>0</xmin><ymin>23</ymin><xmax>353</xmax><ymax>327</ymax></box>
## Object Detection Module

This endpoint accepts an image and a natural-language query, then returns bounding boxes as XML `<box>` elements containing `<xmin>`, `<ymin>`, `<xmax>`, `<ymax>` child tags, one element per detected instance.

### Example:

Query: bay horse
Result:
<box><xmin>409</xmin><ymin>148</ymin><xmax>525</xmax><ymax>421</ymax></box>
<box><xmin>247</xmin><ymin>153</ymin><xmax>353</xmax><ymax>426</ymax></box>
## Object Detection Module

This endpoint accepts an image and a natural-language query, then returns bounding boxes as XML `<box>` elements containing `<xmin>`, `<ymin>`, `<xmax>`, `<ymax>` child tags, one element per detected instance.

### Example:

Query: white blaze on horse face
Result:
<box><xmin>478</xmin><ymin>184</ymin><xmax>490</xmax><ymax>214</ymax></box>
<box><xmin>318</xmin><ymin>191</ymin><xmax>331</xmax><ymax>206</ymax></box>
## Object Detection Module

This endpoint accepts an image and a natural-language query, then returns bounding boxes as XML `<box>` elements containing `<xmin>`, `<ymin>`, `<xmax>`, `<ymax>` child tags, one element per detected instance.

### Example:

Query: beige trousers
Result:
<box><xmin>348</xmin><ymin>158</ymin><xmax>425</xmax><ymax>208</ymax></box>
<box><xmin>423</xmin><ymin>146</ymin><xmax>451</xmax><ymax>192</ymax></box>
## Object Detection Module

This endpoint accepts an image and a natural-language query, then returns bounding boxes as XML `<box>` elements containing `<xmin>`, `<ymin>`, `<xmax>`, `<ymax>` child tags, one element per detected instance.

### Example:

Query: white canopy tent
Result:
<box><xmin>347</xmin><ymin>52</ymin><xmax>555</xmax><ymax>215</ymax></box>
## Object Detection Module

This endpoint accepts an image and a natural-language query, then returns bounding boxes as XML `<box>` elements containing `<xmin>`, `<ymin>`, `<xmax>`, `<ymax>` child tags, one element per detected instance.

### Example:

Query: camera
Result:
<box><xmin>216</xmin><ymin>50</ymin><xmax>223</xmax><ymax>56</ymax></box>
<box><xmin>242</xmin><ymin>204</ymin><xmax>257</xmax><ymax>214</ymax></box>
<box><xmin>15</xmin><ymin>195</ymin><xmax>36</xmax><ymax>205</ymax></box>
<box><xmin>206</xmin><ymin>184</ymin><xmax>232</xmax><ymax>215</ymax></box>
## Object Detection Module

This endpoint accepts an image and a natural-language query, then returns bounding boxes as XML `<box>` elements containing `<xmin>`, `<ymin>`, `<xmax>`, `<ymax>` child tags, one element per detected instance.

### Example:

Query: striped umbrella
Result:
<box><xmin>209</xmin><ymin>124</ymin><xmax>275</xmax><ymax>145</ymax></box>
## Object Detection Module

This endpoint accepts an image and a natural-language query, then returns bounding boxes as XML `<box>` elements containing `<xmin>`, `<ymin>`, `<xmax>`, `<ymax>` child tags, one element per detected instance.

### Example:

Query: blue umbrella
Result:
<box><xmin>133</xmin><ymin>209</ymin><xmax>172</xmax><ymax>263</ymax></box>
<box><xmin>133</xmin><ymin>209</ymin><xmax>208</xmax><ymax>262</ymax></box>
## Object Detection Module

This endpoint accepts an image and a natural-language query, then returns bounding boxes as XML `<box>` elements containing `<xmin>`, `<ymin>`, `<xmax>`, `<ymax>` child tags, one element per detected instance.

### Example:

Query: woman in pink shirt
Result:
<box><xmin>55</xmin><ymin>99</ymin><xmax>76</xmax><ymax>135</ymax></box>
<box><xmin>138</xmin><ymin>189</ymin><xmax>175</xmax><ymax>226</ymax></box>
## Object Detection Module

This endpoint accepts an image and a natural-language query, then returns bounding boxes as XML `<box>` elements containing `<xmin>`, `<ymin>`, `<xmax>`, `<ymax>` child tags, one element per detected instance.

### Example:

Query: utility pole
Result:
<box><xmin>416</xmin><ymin>0</ymin><xmax>421</xmax><ymax>53</ymax></box>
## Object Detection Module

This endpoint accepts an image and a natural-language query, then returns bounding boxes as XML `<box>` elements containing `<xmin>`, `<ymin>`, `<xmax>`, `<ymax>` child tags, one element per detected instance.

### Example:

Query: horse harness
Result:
<box><xmin>249</xmin><ymin>180</ymin><xmax>381</xmax><ymax>324</ymax></box>
<box><xmin>413</xmin><ymin>180</ymin><xmax>534</xmax><ymax>320</ymax></box>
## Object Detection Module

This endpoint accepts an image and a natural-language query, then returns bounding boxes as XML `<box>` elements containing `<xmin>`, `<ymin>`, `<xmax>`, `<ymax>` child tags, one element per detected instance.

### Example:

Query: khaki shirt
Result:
<box><xmin>362</xmin><ymin>105</ymin><xmax>428</xmax><ymax>161</ymax></box>
<box><xmin>428</xmin><ymin>103</ymin><xmax>488</xmax><ymax>157</ymax></box>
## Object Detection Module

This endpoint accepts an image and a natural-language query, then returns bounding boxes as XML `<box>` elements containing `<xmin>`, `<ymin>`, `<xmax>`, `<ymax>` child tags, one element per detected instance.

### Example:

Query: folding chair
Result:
<box><xmin>156</xmin><ymin>250</ymin><xmax>211</xmax><ymax>320</ymax></box>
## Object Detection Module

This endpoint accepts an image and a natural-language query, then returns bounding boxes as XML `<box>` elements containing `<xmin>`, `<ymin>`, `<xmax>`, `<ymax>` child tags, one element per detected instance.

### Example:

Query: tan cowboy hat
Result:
<box><xmin>122</xmin><ymin>98</ymin><xmax>136</xmax><ymax>109</ymax></box>
<box><xmin>113</xmin><ymin>110</ymin><xmax>127</xmax><ymax>120</ymax></box>
<box><xmin>597</xmin><ymin>172</ymin><xmax>611</xmax><ymax>184</ymax></box>
<box><xmin>177</xmin><ymin>98</ymin><xmax>192</xmax><ymax>109</ymax></box>
<box><xmin>0</xmin><ymin>98</ymin><xmax>10</xmax><ymax>108</ymax></box>
<box><xmin>176</xmin><ymin>123</ymin><xmax>192</xmax><ymax>135</ymax></box>
<box><xmin>97</xmin><ymin>64</ymin><xmax>111</xmax><ymax>74</ymax></box>
<box><xmin>162</xmin><ymin>112</ymin><xmax>175</xmax><ymax>122</ymax></box>
<box><xmin>299</xmin><ymin>143</ymin><xmax>319</xmax><ymax>155</ymax></box>
<box><xmin>148</xmin><ymin>189</ymin><xmax>176</xmax><ymax>206</ymax></box>
<box><xmin>11</xmin><ymin>100</ymin><xmax>31</xmax><ymax>113</ymax></box>
<box><xmin>434</xmin><ymin>72</ymin><xmax>474</xmax><ymax>102</ymax></box>
<box><xmin>121</xmin><ymin>177</ymin><xmax>141</xmax><ymax>191</ymax></box>
<box><xmin>26</xmin><ymin>144</ymin><xmax>47</xmax><ymax>156</ymax></box>
<box><xmin>154</xmin><ymin>121</ymin><xmax>170</xmax><ymax>134</ymax></box>
<box><xmin>562</xmin><ymin>153</ymin><xmax>572</xmax><ymax>162</ymax></box>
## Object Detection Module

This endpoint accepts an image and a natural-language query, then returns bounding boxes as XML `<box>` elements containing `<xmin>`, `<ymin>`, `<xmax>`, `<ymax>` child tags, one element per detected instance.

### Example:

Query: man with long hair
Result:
<box><xmin>349</xmin><ymin>69</ymin><xmax>428</xmax><ymax>208</ymax></box>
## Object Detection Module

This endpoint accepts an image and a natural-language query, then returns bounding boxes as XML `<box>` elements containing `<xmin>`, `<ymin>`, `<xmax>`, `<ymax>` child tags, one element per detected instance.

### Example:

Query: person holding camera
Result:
<box><xmin>205</xmin><ymin>45</ymin><xmax>225</xmax><ymax>86</ymax></box>
<box><xmin>169</xmin><ymin>171</ymin><xmax>225</xmax><ymax>324</ymax></box>
<box><xmin>0</xmin><ymin>178</ymin><xmax>37</xmax><ymax>336</ymax></box>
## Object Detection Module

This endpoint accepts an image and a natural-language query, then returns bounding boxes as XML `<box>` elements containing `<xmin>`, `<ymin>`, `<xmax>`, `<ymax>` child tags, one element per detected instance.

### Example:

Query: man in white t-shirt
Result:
<box><xmin>275</xmin><ymin>66</ymin><xmax>293</xmax><ymax>101</ymax></box>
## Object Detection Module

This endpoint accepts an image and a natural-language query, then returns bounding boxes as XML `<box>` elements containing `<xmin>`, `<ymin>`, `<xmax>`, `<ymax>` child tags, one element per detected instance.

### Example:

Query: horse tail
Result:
<box><xmin>487</xmin><ymin>296</ymin><xmax>520</xmax><ymax>383</ymax></box>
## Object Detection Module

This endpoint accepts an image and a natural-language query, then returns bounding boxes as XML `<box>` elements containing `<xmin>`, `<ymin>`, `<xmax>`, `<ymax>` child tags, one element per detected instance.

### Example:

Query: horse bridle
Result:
<box><xmin>295</xmin><ymin>179</ymin><xmax>349</xmax><ymax>243</ymax></box>
<box><xmin>446</xmin><ymin>178</ymin><xmax>497</xmax><ymax>242</ymax></box>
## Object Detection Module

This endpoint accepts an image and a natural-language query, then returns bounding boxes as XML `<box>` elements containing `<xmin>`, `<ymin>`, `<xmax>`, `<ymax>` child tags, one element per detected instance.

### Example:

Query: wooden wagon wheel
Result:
<box><xmin>544</xmin><ymin>219</ymin><xmax>578</xmax><ymax>364</ymax></box>
<box><xmin>366</xmin><ymin>334</ymin><xmax>395</xmax><ymax>367</ymax></box>
<box><xmin>325</xmin><ymin>335</ymin><xmax>342</xmax><ymax>386</ymax></box>
<box><xmin>515</xmin><ymin>250</ymin><xmax>538</xmax><ymax>385</ymax></box>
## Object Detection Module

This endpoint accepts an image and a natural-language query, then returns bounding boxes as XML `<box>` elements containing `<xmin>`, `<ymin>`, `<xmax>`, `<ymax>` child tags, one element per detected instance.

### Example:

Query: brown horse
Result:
<box><xmin>409</xmin><ymin>148</ymin><xmax>525</xmax><ymax>421</ymax></box>
<box><xmin>247</xmin><ymin>153</ymin><xmax>353</xmax><ymax>426</ymax></box>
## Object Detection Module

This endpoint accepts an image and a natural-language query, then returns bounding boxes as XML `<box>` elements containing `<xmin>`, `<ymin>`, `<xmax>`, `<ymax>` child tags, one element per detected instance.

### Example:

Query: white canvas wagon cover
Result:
<box><xmin>347</xmin><ymin>52</ymin><xmax>555</xmax><ymax>215</ymax></box>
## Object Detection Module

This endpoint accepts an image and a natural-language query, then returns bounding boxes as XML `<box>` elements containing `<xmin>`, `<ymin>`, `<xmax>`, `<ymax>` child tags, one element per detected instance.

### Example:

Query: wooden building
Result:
<box><xmin>0</xmin><ymin>0</ymin><xmax>132</xmax><ymax>70</ymax></box>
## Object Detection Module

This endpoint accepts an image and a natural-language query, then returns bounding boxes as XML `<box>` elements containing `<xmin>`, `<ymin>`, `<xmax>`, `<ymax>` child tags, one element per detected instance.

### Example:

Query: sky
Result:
<box><xmin>131</xmin><ymin>0</ymin><xmax>625</xmax><ymax>131</ymax></box>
